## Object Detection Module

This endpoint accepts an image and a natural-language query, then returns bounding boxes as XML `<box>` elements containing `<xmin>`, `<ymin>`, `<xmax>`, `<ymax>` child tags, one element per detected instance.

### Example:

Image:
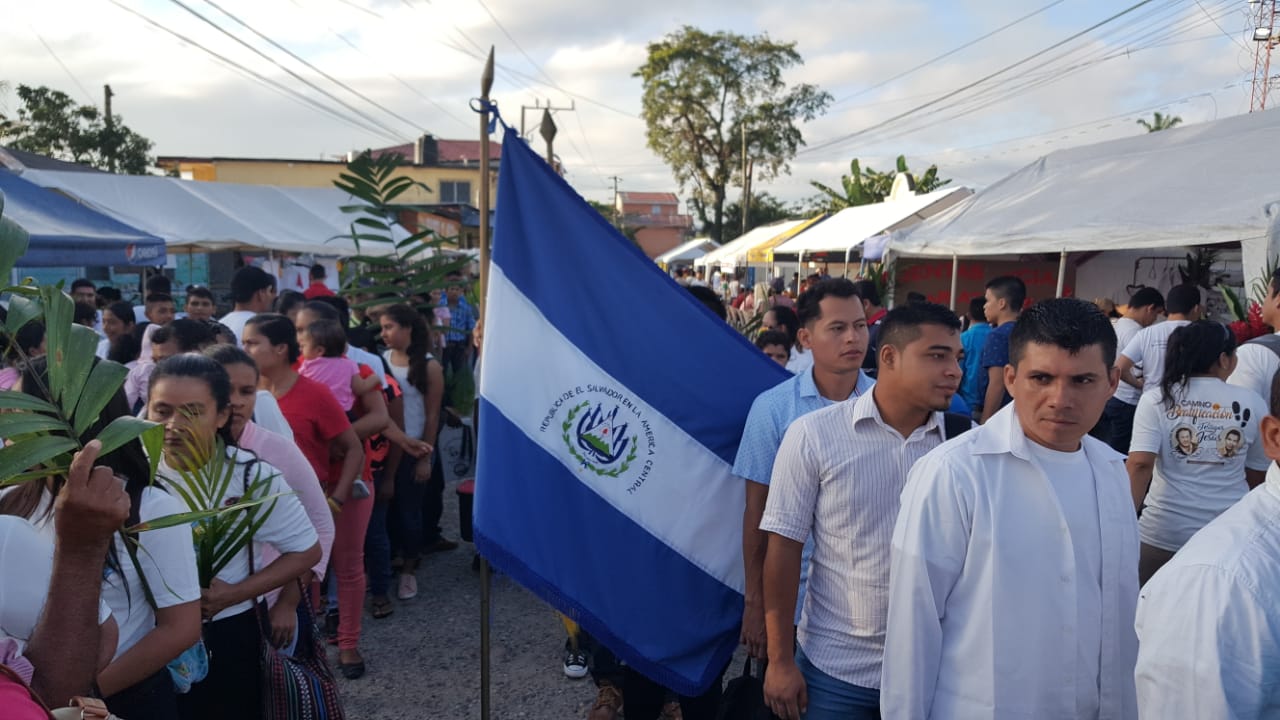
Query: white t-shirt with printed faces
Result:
<box><xmin>1026</xmin><ymin>441</ymin><xmax>1103</xmax><ymax>720</ymax></box>
<box><xmin>1131</xmin><ymin>377</ymin><xmax>1271</xmax><ymax>551</ymax></box>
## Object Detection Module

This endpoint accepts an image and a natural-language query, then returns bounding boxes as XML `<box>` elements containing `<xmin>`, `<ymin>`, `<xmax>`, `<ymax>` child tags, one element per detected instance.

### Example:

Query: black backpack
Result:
<box><xmin>716</xmin><ymin>658</ymin><xmax>779</xmax><ymax>720</ymax></box>
<box><xmin>943</xmin><ymin>411</ymin><xmax>974</xmax><ymax>441</ymax></box>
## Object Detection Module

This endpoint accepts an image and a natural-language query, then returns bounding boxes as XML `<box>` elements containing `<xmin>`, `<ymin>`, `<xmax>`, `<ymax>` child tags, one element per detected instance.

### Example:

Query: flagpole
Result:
<box><xmin>477</xmin><ymin>45</ymin><xmax>495</xmax><ymax>720</ymax></box>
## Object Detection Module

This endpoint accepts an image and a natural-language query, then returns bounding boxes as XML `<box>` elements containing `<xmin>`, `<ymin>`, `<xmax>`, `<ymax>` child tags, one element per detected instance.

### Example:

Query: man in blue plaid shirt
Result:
<box><xmin>439</xmin><ymin>272</ymin><xmax>475</xmax><ymax>373</ymax></box>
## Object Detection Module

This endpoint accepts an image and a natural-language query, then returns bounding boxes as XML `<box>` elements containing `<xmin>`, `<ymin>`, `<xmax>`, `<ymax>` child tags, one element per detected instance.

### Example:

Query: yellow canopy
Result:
<box><xmin>746</xmin><ymin>213</ymin><xmax>827</xmax><ymax>264</ymax></box>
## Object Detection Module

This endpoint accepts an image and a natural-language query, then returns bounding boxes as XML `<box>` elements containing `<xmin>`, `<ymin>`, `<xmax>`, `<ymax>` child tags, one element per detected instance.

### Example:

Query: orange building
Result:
<box><xmin>615</xmin><ymin>191</ymin><xmax>693</xmax><ymax>258</ymax></box>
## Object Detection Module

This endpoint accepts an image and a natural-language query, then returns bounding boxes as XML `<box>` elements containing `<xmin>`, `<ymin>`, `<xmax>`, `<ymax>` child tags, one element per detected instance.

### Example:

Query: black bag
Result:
<box><xmin>716</xmin><ymin>658</ymin><xmax>780</xmax><ymax>720</ymax></box>
<box><xmin>942</xmin><ymin>411</ymin><xmax>974</xmax><ymax>441</ymax></box>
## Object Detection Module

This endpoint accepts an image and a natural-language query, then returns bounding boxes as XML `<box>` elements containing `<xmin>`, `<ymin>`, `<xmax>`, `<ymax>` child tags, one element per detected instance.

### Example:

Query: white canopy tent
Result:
<box><xmin>770</xmin><ymin>187</ymin><xmax>972</xmax><ymax>267</ymax></box>
<box><xmin>695</xmin><ymin>219</ymin><xmax>807</xmax><ymax>269</ymax></box>
<box><xmin>19</xmin><ymin>170</ymin><xmax>398</xmax><ymax>257</ymax></box>
<box><xmin>889</xmin><ymin>108</ymin><xmax>1280</xmax><ymax>301</ymax></box>
<box><xmin>656</xmin><ymin>237</ymin><xmax>718</xmax><ymax>267</ymax></box>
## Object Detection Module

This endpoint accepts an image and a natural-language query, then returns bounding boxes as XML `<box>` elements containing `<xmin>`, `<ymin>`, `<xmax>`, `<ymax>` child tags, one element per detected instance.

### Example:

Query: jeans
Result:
<box><xmin>104</xmin><ymin>667</ymin><xmax>178</xmax><ymax>720</ymax></box>
<box><xmin>1101</xmin><ymin>397</ymin><xmax>1137</xmax><ymax>455</ymax></box>
<box><xmin>419</xmin><ymin>448</ymin><xmax>446</xmax><ymax>544</ymax></box>
<box><xmin>364</xmin><ymin>498</ymin><xmax>392</xmax><ymax>597</ymax></box>
<box><xmin>332</xmin><ymin>493</ymin><xmax>373</xmax><ymax>650</ymax></box>
<box><xmin>178</xmin><ymin>608</ymin><xmax>260</xmax><ymax>720</ymax></box>
<box><xmin>394</xmin><ymin>456</ymin><xmax>429</xmax><ymax>560</ymax></box>
<box><xmin>795</xmin><ymin>646</ymin><xmax>880</xmax><ymax>720</ymax></box>
<box><xmin>623</xmin><ymin>662</ymin><xmax>726</xmax><ymax>720</ymax></box>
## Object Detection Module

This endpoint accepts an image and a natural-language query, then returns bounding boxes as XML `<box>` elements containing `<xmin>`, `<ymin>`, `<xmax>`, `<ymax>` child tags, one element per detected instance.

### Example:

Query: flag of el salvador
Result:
<box><xmin>475</xmin><ymin>122</ymin><xmax>789</xmax><ymax>695</ymax></box>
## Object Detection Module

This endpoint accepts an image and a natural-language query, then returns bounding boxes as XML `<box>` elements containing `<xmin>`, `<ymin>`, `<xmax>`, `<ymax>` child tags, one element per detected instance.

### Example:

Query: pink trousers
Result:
<box><xmin>332</xmin><ymin>494</ymin><xmax>373</xmax><ymax>650</ymax></box>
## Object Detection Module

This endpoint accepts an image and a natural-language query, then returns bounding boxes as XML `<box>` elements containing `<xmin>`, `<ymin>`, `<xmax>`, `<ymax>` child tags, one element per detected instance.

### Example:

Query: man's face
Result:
<box><xmin>185</xmin><ymin>295</ymin><xmax>215</xmax><ymax>321</ymax></box>
<box><xmin>1005</xmin><ymin>342</ymin><xmax>1118</xmax><ymax>452</ymax></box>
<box><xmin>446</xmin><ymin>284</ymin><xmax>463</xmax><ymax>303</ymax></box>
<box><xmin>72</xmin><ymin>286</ymin><xmax>96</xmax><ymax>306</ymax></box>
<box><xmin>147</xmin><ymin>302</ymin><xmax>175</xmax><ymax>326</ymax></box>
<box><xmin>1135</xmin><ymin>304</ymin><xmax>1164</xmax><ymax>327</ymax></box>
<box><xmin>152</xmin><ymin>338</ymin><xmax>180</xmax><ymax>364</ymax></box>
<box><xmin>798</xmin><ymin>296</ymin><xmax>868</xmax><ymax>375</ymax></box>
<box><xmin>1263</xmin><ymin>285</ymin><xmax>1280</xmax><ymax>329</ymax></box>
<box><xmin>761</xmin><ymin>343</ymin><xmax>789</xmax><ymax>367</ymax></box>
<box><xmin>880</xmin><ymin>323</ymin><xmax>963</xmax><ymax>412</ymax></box>
<box><xmin>1224</xmin><ymin>432</ymin><xmax>1241</xmax><ymax>453</ymax></box>
<box><xmin>983</xmin><ymin>289</ymin><xmax>1003</xmax><ymax>324</ymax></box>
<box><xmin>254</xmin><ymin>284</ymin><xmax>278</xmax><ymax>312</ymax></box>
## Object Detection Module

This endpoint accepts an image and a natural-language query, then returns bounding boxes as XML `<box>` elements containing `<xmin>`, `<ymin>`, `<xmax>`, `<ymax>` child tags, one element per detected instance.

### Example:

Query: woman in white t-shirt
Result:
<box><xmin>0</xmin><ymin>356</ymin><xmax>200</xmax><ymax>719</ymax></box>
<box><xmin>146</xmin><ymin>354</ymin><xmax>321</xmax><ymax>720</ymax></box>
<box><xmin>379</xmin><ymin>304</ymin><xmax>444</xmax><ymax>601</ymax></box>
<box><xmin>1128</xmin><ymin>320</ymin><xmax>1270</xmax><ymax>585</ymax></box>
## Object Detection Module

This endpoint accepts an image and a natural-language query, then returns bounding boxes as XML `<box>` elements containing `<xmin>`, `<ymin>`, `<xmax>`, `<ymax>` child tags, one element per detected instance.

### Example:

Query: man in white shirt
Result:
<box><xmin>883</xmin><ymin>298</ymin><xmax>1139</xmax><ymax>719</ymax></box>
<box><xmin>761</xmin><ymin>303</ymin><xmax>966</xmax><ymax>720</ymax></box>
<box><xmin>1134</xmin><ymin>370</ymin><xmax>1280</xmax><ymax>718</ymax></box>
<box><xmin>1116</xmin><ymin>283</ymin><xmax>1201</xmax><ymax>398</ymax></box>
<box><xmin>735</xmin><ymin>279</ymin><xmax>873</xmax><ymax>662</ymax></box>
<box><xmin>1100</xmin><ymin>287</ymin><xmax>1164</xmax><ymax>453</ymax></box>
<box><xmin>1229</xmin><ymin>266</ymin><xmax>1280</xmax><ymax>402</ymax></box>
<box><xmin>218</xmin><ymin>266</ymin><xmax>278</xmax><ymax>345</ymax></box>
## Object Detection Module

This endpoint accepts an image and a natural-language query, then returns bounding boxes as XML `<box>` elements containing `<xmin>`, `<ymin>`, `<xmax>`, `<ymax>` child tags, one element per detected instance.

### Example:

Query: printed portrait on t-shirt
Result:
<box><xmin>1171</xmin><ymin>425</ymin><xmax>1199</xmax><ymax>458</ymax></box>
<box><xmin>1217</xmin><ymin>428</ymin><xmax>1245</xmax><ymax>459</ymax></box>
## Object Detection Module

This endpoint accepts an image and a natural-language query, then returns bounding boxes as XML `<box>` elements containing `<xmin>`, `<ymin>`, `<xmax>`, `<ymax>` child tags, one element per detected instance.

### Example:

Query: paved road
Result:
<box><xmin>329</xmin><ymin>484</ymin><xmax>598</xmax><ymax>719</ymax></box>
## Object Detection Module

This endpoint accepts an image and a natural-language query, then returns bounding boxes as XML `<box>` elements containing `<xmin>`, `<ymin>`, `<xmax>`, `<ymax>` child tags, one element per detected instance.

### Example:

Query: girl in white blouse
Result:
<box><xmin>146</xmin><ymin>354</ymin><xmax>320</xmax><ymax>720</ymax></box>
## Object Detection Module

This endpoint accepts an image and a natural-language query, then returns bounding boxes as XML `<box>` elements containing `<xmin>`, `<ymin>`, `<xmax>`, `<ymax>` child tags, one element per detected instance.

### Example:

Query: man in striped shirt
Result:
<box><xmin>761</xmin><ymin>303</ymin><xmax>965</xmax><ymax>720</ymax></box>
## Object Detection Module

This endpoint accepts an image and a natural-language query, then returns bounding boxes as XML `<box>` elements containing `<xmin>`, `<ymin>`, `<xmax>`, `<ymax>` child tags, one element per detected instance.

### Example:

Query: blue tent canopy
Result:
<box><xmin>0</xmin><ymin>169</ymin><xmax>166</xmax><ymax>267</ymax></box>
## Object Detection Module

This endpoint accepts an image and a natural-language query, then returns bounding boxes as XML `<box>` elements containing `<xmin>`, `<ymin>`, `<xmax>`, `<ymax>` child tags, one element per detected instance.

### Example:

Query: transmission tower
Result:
<box><xmin>1251</xmin><ymin>0</ymin><xmax>1279</xmax><ymax>111</ymax></box>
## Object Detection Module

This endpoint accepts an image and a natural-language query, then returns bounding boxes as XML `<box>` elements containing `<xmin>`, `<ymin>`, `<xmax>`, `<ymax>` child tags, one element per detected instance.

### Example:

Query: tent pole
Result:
<box><xmin>844</xmin><ymin>245</ymin><xmax>853</xmax><ymax>278</ymax></box>
<box><xmin>949</xmin><ymin>254</ymin><xmax>959</xmax><ymax>311</ymax></box>
<box><xmin>1055</xmin><ymin>250</ymin><xmax>1067</xmax><ymax>298</ymax></box>
<box><xmin>477</xmin><ymin>45</ymin><xmax>495</xmax><ymax>720</ymax></box>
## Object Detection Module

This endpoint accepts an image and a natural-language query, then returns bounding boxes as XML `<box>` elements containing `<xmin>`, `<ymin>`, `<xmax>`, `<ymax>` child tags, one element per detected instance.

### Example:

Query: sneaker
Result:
<box><xmin>659</xmin><ymin>700</ymin><xmax>683</xmax><ymax>720</ymax></box>
<box><xmin>563</xmin><ymin>648</ymin><xmax>588</xmax><ymax>679</ymax></box>
<box><xmin>397</xmin><ymin>573</ymin><xmax>418</xmax><ymax>600</ymax></box>
<box><xmin>587</xmin><ymin>681</ymin><xmax>623</xmax><ymax>720</ymax></box>
<box><xmin>351</xmin><ymin>479</ymin><xmax>371</xmax><ymax>499</ymax></box>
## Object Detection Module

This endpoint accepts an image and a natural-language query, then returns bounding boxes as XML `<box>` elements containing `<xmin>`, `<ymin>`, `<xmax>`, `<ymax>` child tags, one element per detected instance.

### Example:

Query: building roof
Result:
<box><xmin>0</xmin><ymin>146</ymin><xmax>106</xmax><ymax>174</ymax></box>
<box><xmin>371</xmin><ymin>139</ymin><xmax>503</xmax><ymax>164</ymax></box>
<box><xmin>619</xmin><ymin>191</ymin><xmax>679</xmax><ymax>204</ymax></box>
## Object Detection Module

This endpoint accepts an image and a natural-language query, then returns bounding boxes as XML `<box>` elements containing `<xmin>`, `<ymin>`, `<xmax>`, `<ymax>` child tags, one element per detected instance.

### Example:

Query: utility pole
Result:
<box><xmin>741</xmin><ymin>122</ymin><xmax>749</xmax><ymax>236</ymax></box>
<box><xmin>608</xmin><ymin>175</ymin><xmax>622</xmax><ymax>227</ymax></box>
<box><xmin>103</xmin><ymin>84</ymin><xmax>115</xmax><ymax>173</ymax></box>
<box><xmin>539</xmin><ymin>108</ymin><xmax>557</xmax><ymax>170</ymax></box>
<box><xmin>1251</xmin><ymin>0</ymin><xmax>1279</xmax><ymax>111</ymax></box>
<box><xmin>520</xmin><ymin>99</ymin><xmax>575</xmax><ymax>140</ymax></box>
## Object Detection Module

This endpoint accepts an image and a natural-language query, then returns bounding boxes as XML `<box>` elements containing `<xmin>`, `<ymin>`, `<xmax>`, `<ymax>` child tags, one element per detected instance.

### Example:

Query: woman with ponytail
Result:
<box><xmin>378</xmin><ymin>304</ymin><xmax>445</xmax><ymax>601</ymax></box>
<box><xmin>1128</xmin><ymin>320</ymin><xmax>1270</xmax><ymax>584</ymax></box>
<box><xmin>146</xmin><ymin>354</ymin><xmax>320</xmax><ymax>719</ymax></box>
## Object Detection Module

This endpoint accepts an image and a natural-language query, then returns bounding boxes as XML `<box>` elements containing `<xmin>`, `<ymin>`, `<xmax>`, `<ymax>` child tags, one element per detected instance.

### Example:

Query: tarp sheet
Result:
<box><xmin>0</xmin><ymin>169</ymin><xmax>166</xmax><ymax>267</ymax></box>
<box><xmin>888</xmin><ymin>108</ymin><xmax>1280</xmax><ymax>295</ymax></box>
<box><xmin>771</xmin><ymin>187</ymin><xmax>971</xmax><ymax>259</ymax></box>
<box><xmin>656</xmin><ymin>237</ymin><xmax>718</xmax><ymax>265</ymax></box>
<box><xmin>694</xmin><ymin>220</ymin><xmax>807</xmax><ymax>269</ymax></box>
<box><xmin>20</xmin><ymin>170</ymin><xmax>395</xmax><ymax>256</ymax></box>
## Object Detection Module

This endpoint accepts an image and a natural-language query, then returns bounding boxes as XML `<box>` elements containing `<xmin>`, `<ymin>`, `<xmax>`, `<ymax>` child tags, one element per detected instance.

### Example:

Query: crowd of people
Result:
<box><xmin>0</xmin><ymin>264</ymin><xmax>477</xmax><ymax>718</ymax></box>
<box><xmin>577</xmin><ymin>268</ymin><xmax>1280</xmax><ymax>720</ymax></box>
<box><xmin>3</xmin><ymin>257</ymin><xmax>1280</xmax><ymax>719</ymax></box>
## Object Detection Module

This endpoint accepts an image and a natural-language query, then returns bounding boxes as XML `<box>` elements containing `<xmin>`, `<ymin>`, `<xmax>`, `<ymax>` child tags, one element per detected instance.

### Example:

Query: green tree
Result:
<box><xmin>1136</xmin><ymin>111</ymin><xmax>1182</xmax><ymax>133</ymax></box>
<box><xmin>634</xmin><ymin>27</ymin><xmax>831</xmax><ymax>243</ymax></box>
<box><xmin>0</xmin><ymin>84</ymin><xmax>154</xmax><ymax>174</ymax></box>
<box><xmin>808</xmin><ymin>155</ymin><xmax>950</xmax><ymax>213</ymax></box>
<box><xmin>722</xmin><ymin>192</ymin><xmax>795</xmax><ymax>238</ymax></box>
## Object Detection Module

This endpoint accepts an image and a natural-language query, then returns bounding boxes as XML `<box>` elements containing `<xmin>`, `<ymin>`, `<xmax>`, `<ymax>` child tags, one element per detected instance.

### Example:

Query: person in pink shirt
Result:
<box><xmin>297</xmin><ymin>319</ymin><xmax>378</xmax><ymax>413</ymax></box>
<box><xmin>204</xmin><ymin>344</ymin><xmax>336</xmax><ymax>649</ymax></box>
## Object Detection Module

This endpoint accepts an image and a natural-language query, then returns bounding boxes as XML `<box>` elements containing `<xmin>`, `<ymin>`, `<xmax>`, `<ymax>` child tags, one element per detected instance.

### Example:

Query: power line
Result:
<box><xmin>800</xmin><ymin>0</ymin><xmax>1164</xmax><ymax>157</ymax></box>
<box><xmin>31</xmin><ymin>30</ymin><xmax>96</xmax><ymax>106</ymax></box>
<box><xmin>163</xmin><ymin>0</ymin><xmax>410</xmax><ymax>141</ymax></box>
<box><xmin>200</xmin><ymin>0</ymin><xmax>444</xmax><ymax>135</ymax></box>
<box><xmin>832</xmin><ymin>0</ymin><xmax>1068</xmax><ymax>107</ymax></box>
<box><xmin>472</xmin><ymin>0</ymin><xmax>558</xmax><ymax>88</ymax></box>
<box><xmin>105</xmin><ymin>0</ymin><xmax>403</xmax><ymax>144</ymax></box>
<box><xmin>1192</xmin><ymin>0</ymin><xmax>1251</xmax><ymax>52</ymax></box>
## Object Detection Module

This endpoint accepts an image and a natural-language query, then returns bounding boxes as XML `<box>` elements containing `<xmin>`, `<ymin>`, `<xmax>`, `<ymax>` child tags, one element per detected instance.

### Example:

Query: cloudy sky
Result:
<box><xmin>1</xmin><ymin>0</ymin><xmax>1263</xmax><ymax>210</ymax></box>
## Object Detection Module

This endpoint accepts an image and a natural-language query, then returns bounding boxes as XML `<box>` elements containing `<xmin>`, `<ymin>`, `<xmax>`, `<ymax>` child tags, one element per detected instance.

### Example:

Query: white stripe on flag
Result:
<box><xmin>481</xmin><ymin>264</ymin><xmax>746</xmax><ymax>593</ymax></box>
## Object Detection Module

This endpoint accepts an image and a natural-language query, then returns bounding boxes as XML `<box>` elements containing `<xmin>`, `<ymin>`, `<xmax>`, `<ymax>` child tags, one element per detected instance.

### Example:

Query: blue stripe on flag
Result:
<box><xmin>475</xmin><ymin>399</ymin><xmax>742</xmax><ymax>695</ymax></box>
<box><xmin>491</xmin><ymin>129</ymin><xmax>788</xmax><ymax>465</ymax></box>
